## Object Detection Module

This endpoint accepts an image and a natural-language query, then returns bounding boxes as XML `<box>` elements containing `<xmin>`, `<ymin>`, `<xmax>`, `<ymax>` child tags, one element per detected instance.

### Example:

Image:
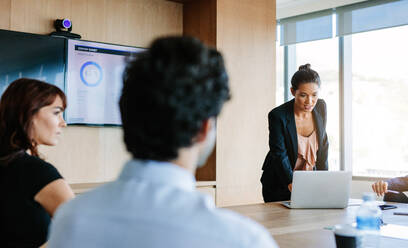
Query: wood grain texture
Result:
<box><xmin>124</xmin><ymin>0</ymin><xmax>182</xmax><ymax>47</ymax></box>
<box><xmin>71</xmin><ymin>182</ymin><xmax>216</xmax><ymax>202</ymax></box>
<box><xmin>8</xmin><ymin>0</ymin><xmax>182</xmax><ymax>47</ymax></box>
<box><xmin>195</xmin><ymin>146</ymin><xmax>216</xmax><ymax>181</ymax></box>
<box><xmin>273</xmin><ymin>229</ymin><xmax>337</xmax><ymax>248</ymax></box>
<box><xmin>225</xmin><ymin>202</ymin><xmax>408</xmax><ymax>247</ymax></box>
<box><xmin>10</xmin><ymin>0</ymin><xmax>72</xmax><ymax>34</ymax></box>
<box><xmin>39</xmin><ymin>127</ymin><xmax>106</xmax><ymax>184</ymax></box>
<box><xmin>181</xmin><ymin>0</ymin><xmax>216</xmax><ymax>182</ymax></box>
<box><xmin>166</xmin><ymin>0</ymin><xmax>193</xmax><ymax>3</ymax></box>
<box><xmin>183</xmin><ymin>0</ymin><xmax>216</xmax><ymax>47</ymax></box>
<box><xmin>100</xmin><ymin>127</ymin><xmax>130</xmax><ymax>181</ymax></box>
<box><xmin>216</xmin><ymin>0</ymin><xmax>276</xmax><ymax>206</ymax></box>
<box><xmin>72</xmin><ymin>0</ymin><xmax>107</xmax><ymax>42</ymax></box>
<box><xmin>0</xmin><ymin>0</ymin><xmax>11</xmax><ymax>29</ymax></box>
<box><xmin>7</xmin><ymin>0</ymin><xmax>182</xmax><ymax>184</ymax></box>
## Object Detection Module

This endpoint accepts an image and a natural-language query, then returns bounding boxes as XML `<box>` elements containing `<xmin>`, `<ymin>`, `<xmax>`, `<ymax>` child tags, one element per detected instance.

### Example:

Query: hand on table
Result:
<box><xmin>371</xmin><ymin>180</ymin><xmax>388</xmax><ymax>197</ymax></box>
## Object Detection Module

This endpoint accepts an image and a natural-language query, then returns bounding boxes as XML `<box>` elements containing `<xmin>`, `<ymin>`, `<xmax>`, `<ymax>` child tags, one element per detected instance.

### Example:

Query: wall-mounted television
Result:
<box><xmin>0</xmin><ymin>29</ymin><xmax>145</xmax><ymax>126</ymax></box>
<box><xmin>0</xmin><ymin>29</ymin><xmax>66</xmax><ymax>96</ymax></box>
<box><xmin>65</xmin><ymin>39</ymin><xmax>144</xmax><ymax>125</ymax></box>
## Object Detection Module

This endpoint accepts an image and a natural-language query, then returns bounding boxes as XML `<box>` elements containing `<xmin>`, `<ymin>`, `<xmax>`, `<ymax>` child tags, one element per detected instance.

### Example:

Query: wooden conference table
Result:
<box><xmin>226</xmin><ymin>201</ymin><xmax>408</xmax><ymax>248</ymax></box>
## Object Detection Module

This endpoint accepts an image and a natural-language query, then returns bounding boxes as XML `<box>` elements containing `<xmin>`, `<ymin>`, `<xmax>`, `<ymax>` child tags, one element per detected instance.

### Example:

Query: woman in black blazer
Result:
<box><xmin>261</xmin><ymin>64</ymin><xmax>329</xmax><ymax>202</ymax></box>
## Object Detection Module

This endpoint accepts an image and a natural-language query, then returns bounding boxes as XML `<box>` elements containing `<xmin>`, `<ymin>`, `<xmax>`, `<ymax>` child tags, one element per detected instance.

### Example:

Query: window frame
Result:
<box><xmin>281</xmin><ymin>31</ymin><xmax>404</xmax><ymax>180</ymax></box>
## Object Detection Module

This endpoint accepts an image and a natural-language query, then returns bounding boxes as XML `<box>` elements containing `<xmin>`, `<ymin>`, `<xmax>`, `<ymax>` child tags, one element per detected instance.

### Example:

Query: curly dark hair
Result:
<box><xmin>120</xmin><ymin>36</ymin><xmax>230</xmax><ymax>161</ymax></box>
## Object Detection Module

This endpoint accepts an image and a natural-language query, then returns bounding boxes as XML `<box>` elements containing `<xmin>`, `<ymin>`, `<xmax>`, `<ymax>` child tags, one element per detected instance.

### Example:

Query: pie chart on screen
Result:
<box><xmin>80</xmin><ymin>61</ymin><xmax>102</xmax><ymax>87</ymax></box>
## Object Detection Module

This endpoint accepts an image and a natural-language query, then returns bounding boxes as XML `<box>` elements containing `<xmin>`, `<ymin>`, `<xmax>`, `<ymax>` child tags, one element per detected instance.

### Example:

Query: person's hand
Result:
<box><xmin>371</xmin><ymin>180</ymin><xmax>388</xmax><ymax>197</ymax></box>
<box><xmin>288</xmin><ymin>183</ymin><xmax>292</xmax><ymax>192</ymax></box>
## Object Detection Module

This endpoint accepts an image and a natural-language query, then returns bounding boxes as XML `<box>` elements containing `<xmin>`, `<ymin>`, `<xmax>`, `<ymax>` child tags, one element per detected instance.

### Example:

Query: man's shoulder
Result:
<box><xmin>54</xmin><ymin>181</ymin><xmax>118</xmax><ymax>217</ymax></box>
<box><xmin>49</xmin><ymin>182</ymin><xmax>122</xmax><ymax>244</ymax></box>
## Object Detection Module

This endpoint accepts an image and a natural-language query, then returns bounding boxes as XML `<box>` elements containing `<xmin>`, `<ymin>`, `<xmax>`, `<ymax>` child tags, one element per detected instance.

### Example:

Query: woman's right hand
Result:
<box><xmin>288</xmin><ymin>183</ymin><xmax>292</xmax><ymax>192</ymax></box>
<box><xmin>371</xmin><ymin>180</ymin><xmax>388</xmax><ymax>196</ymax></box>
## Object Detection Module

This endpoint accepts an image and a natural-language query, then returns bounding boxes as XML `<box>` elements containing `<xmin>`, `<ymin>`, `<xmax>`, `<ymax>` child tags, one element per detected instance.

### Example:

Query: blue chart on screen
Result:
<box><xmin>80</xmin><ymin>61</ymin><xmax>102</xmax><ymax>87</ymax></box>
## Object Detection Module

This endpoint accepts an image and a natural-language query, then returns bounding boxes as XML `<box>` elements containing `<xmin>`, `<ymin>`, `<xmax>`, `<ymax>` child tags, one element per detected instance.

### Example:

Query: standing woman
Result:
<box><xmin>0</xmin><ymin>78</ymin><xmax>74</xmax><ymax>247</ymax></box>
<box><xmin>261</xmin><ymin>64</ymin><xmax>329</xmax><ymax>202</ymax></box>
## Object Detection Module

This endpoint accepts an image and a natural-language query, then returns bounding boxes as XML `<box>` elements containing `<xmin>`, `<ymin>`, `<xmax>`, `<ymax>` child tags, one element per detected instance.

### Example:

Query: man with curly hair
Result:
<box><xmin>48</xmin><ymin>36</ymin><xmax>278</xmax><ymax>248</ymax></box>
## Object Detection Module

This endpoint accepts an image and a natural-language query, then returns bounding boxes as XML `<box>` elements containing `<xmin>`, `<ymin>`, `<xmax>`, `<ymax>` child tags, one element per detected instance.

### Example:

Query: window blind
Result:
<box><xmin>279</xmin><ymin>10</ymin><xmax>333</xmax><ymax>46</ymax></box>
<box><xmin>336</xmin><ymin>0</ymin><xmax>408</xmax><ymax>36</ymax></box>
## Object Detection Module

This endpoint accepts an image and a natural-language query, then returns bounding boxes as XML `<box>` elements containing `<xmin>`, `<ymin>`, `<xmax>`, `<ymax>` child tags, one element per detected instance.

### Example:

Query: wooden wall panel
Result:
<box><xmin>216</xmin><ymin>0</ymin><xmax>276</xmax><ymax>207</ymax></box>
<box><xmin>183</xmin><ymin>0</ymin><xmax>216</xmax><ymax>47</ymax></box>
<box><xmin>8</xmin><ymin>0</ymin><xmax>182</xmax><ymax>47</ymax></box>
<box><xmin>105</xmin><ymin>0</ymin><xmax>128</xmax><ymax>44</ymax></box>
<box><xmin>181</xmin><ymin>0</ymin><xmax>217</xmax><ymax>181</ymax></box>
<box><xmin>100</xmin><ymin>127</ymin><xmax>129</xmax><ymax>181</ymax></box>
<box><xmin>39</xmin><ymin>127</ymin><xmax>106</xmax><ymax>184</ymax></box>
<box><xmin>10</xmin><ymin>0</ymin><xmax>72</xmax><ymax>34</ymax></box>
<box><xmin>71</xmin><ymin>0</ymin><xmax>107</xmax><ymax>42</ymax></box>
<box><xmin>0</xmin><ymin>0</ymin><xmax>11</xmax><ymax>29</ymax></box>
<box><xmin>124</xmin><ymin>0</ymin><xmax>182</xmax><ymax>47</ymax></box>
<box><xmin>6</xmin><ymin>0</ymin><xmax>183</xmax><ymax>184</ymax></box>
<box><xmin>195</xmin><ymin>147</ymin><xmax>216</xmax><ymax>181</ymax></box>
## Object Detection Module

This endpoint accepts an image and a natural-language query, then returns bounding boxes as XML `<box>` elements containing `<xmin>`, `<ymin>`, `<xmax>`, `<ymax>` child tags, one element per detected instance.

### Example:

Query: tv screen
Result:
<box><xmin>65</xmin><ymin>39</ymin><xmax>144</xmax><ymax>125</ymax></box>
<box><xmin>0</xmin><ymin>29</ymin><xmax>66</xmax><ymax>97</ymax></box>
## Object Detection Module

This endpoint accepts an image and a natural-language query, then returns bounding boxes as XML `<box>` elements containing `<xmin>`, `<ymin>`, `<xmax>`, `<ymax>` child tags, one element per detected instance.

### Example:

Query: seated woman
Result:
<box><xmin>261</xmin><ymin>64</ymin><xmax>329</xmax><ymax>202</ymax></box>
<box><xmin>0</xmin><ymin>78</ymin><xmax>74</xmax><ymax>247</ymax></box>
<box><xmin>372</xmin><ymin>176</ymin><xmax>408</xmax><ymax>203</ymax></box>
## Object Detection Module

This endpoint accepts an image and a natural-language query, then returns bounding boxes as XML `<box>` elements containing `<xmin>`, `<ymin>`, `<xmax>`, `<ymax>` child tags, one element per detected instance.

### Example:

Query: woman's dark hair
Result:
<box><xmin>0</xmin><ymin>78</ymin><xmax>66</xmax><ymax>165</ymax></box>
<box><xmin>291</xmin><ymin>63</ymin><xmax>321</xmax><ymax>91</ymax></box>
<box><xmin>120</xmin><ymin>36</ymin><xmax>230</xmax><ymax>161</ymax></box>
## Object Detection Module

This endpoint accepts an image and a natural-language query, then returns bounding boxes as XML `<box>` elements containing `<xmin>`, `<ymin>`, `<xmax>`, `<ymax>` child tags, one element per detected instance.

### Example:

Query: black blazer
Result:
<box><xmin>261</xmin><ymin>99</ymin><xmax>329</xmax><ymax>202</ymax></box>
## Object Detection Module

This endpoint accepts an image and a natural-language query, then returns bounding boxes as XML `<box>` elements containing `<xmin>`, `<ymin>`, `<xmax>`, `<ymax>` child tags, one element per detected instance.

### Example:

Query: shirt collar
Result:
<box><xmin>119</xmin><ymin>159</ymin><xmax>196</xmax><ymax>191</ymax></box>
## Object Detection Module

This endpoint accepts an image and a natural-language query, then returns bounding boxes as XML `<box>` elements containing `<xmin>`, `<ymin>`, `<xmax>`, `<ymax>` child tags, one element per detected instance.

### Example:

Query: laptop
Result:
<box><xmin>281</xmin><ymin>171</ymin><xmax>352</xmax><ymax>209</ymax></box>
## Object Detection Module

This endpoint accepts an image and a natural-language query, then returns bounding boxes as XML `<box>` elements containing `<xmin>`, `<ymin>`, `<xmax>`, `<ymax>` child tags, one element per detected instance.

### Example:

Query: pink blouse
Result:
<box><xmin>294</xmin><ymin>130</ymin><xmax>318</xmax><ymax>171</ymax></box>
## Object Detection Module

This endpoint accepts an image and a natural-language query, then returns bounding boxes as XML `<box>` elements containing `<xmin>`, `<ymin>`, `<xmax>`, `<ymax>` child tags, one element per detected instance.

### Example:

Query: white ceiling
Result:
<box><xmin>277</xmin><ymin>0</ymin><xmax>307</xmax><ymax>7</ymax></box>
<box><xmin>276</xmin><ymin>0</ymin><xmax>368</xmax><ymax>19</ymax></box>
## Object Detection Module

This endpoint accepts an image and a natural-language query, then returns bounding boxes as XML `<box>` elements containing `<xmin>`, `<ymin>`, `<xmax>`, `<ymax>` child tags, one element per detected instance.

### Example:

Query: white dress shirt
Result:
<box><xmin>48</xmin><ymin>160</ymin><xmax>278</xmax><ymax>248</ymax></box>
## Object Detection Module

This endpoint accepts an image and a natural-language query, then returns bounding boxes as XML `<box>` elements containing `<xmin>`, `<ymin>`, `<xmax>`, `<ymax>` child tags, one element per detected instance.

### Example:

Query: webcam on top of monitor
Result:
<box><xmin>50</xmin><ymin>18</ymin><xmax>81</xmax><ymax>39</ymax></box>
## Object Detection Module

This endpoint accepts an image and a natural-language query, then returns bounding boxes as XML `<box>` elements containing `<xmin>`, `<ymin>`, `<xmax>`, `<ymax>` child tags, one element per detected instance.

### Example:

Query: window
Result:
<box><xmin>276</xmin><ymin>27</ymin><xmax>284</xmax><ymax>106</ymax></box>
<box><xmin>278</xmin><ymin>0</ymin><xmax>408</xmax><ymax>178</ymax></box>
<box><xmin>351</xmin><ymin>25</ymin><xmax>408</xmax><ymax>177</ymax></box>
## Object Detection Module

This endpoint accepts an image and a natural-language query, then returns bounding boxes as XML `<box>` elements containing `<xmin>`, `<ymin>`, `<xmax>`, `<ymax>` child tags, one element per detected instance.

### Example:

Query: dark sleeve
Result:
<box><xmin>386</xmin><ymin>175</ymin><xmax>408</xmax><ymax>192</ymax></box>
<box><xmin>267</xmin><ymin>111</ymin><xmax>293</xmax><ymax>185</ymax></box>
<box><xmin>26</xmin><ymin>158</ymin><xmax>63</xmax><ymax>198</ymax></box>
<box><xmin>317</xmin><ymin>99</ymin><xmax>329</xmax><ymax>170</ymax></box>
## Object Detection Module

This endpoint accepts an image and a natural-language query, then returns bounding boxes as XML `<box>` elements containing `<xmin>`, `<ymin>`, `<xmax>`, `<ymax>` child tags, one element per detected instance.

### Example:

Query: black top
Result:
<box><xmin>0</xmin><ymin>153</ymin><xmax>62</xmax><ymax>248</ymax></box>
<box><xmin>261</xmin><ymin>99</ymin><xmax>329</xmax><ymax>202</ymax></box>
